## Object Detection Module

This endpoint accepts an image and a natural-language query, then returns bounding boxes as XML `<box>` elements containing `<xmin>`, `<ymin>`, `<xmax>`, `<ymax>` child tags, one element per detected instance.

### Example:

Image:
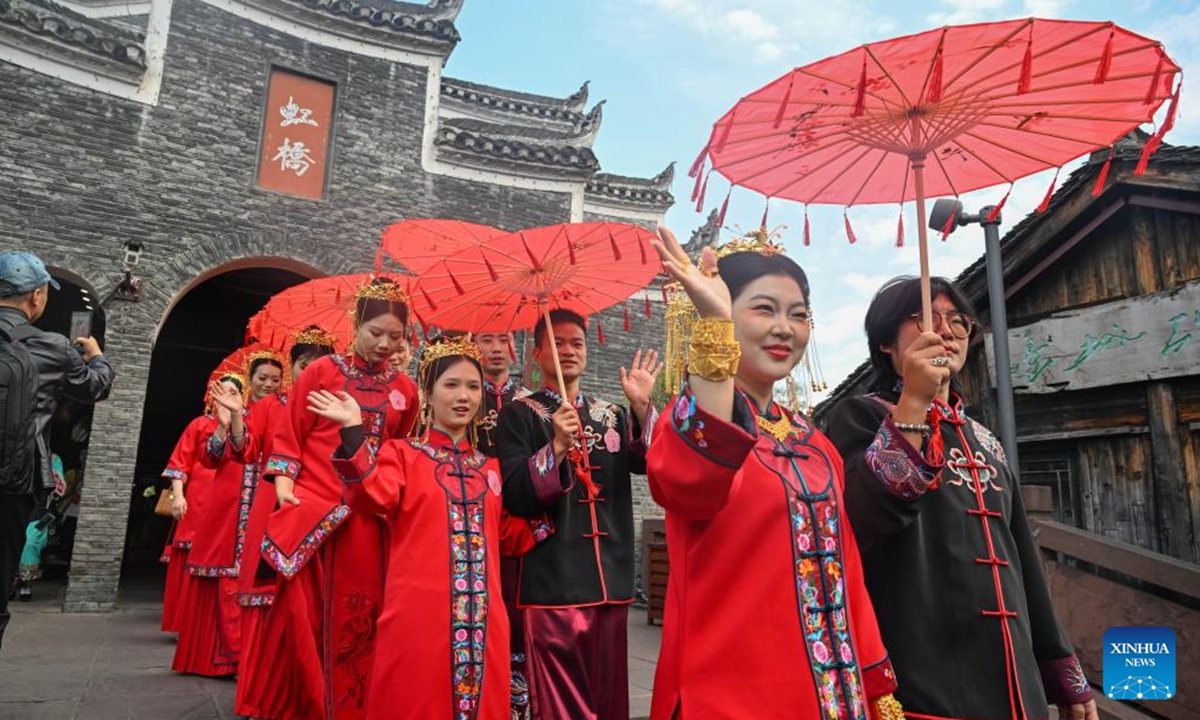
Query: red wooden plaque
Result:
<box><xmin>256</xmin><ymin>69</ymin><xmax>336</xmax><ymax>200</ymax></box>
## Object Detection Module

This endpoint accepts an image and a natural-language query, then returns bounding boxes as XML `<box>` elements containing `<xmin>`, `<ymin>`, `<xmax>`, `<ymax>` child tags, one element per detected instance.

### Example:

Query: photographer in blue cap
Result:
<box><xmin>0</xmin><ymin>251</ymin><xmax>114</xmax><ymax>650</ymax></box>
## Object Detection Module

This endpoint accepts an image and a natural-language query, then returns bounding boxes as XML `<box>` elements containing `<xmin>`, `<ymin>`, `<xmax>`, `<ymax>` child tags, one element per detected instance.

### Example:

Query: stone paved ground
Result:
<box><xmin>0</xmin><ymin>579</ymin><xmax>661</xmax><ymax>720</ymax></box>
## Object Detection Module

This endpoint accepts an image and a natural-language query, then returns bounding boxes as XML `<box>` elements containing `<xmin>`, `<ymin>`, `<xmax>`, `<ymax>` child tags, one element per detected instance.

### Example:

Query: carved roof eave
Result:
<box><xmin>440</xmin><ymin>102</ymin><xmax>604</xmax><ymax>149</ymax></box>
<box><xmin>268</xmin><ymin>0</ymin><xmax>460</xmax><ymax>55</ymax></box>
<box><xmin>0</xmin><ymin>0</ymin><xmax>146</xmax><ymax>72</ymax></box>
<box><xmin>434</xmin><ymin>126</ymin><xmax>601</xmax><ymax>181</ymax></box>
<box><xmin>584</xmin><ymin>162</ymin><xmax>676</xmax><ymax>211</ymax></box>
<box><xmin>440</xmin><ymin>76</ymin><xmax>589</xmax><ymax>126</ymax></box>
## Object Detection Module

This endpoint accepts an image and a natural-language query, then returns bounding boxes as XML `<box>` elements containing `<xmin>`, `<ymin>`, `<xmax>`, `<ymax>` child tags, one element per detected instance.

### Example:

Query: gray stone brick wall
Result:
<box><xmin>2</xmin><ymin>0</ymin><xmax>679</xmax><ymax>610</ymax></box>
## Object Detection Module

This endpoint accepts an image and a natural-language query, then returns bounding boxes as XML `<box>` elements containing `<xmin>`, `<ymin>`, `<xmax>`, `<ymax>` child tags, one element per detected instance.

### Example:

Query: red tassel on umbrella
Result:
<box><xmin>1136</xmin><ymin>81</ymin><xmax>1180</xmax><ymax>175</ymax></box>
<box><xmin>335</xmin><ymin>286</ymin><xmax>342</xmax><ymax>302</ymax></box>
<box><xmin>925</xmin><ymin>44</ymin><xmax>944</xmax><ymax>104</ymax></box>
<box><xmin>520</xmin><ymin>232</ymin><xmax>542</xmax><ymax>269</ymax></box>
<box><xmin>716</xmin><ymin>189</ymin><xmax>731</xmax><ymax>229</ymax></box>
<box><xmin>410</xmin><ymin>326</ymin><xmax>418</xmax><ymax>347</ymax></box>
<box><xmin>623</xmin><ymin>306</ymin><xmax>631</xmax><ymax>332</ymax></box>
<box><xmin>694</xmin><ymin>170</ymin><xmax>710</xmax><ymax>212</ymax></box>
<box><xmin>644</xmin><ymin>295</ymin><xmax>652</xmax><ymax>318</ymax></box>
<box><xmin>1094</xmin><ymin>27</ymin><xmax>1114</xmax><ymax>84</ymax></box>
<box><xmin>715</xmin><ymin>112</ymin><xmax>735</xmax><ymax>153</ymax></box>
<box><xmin>773</xmin><ymin>74</ymin><xmax>795</xmax><ymax>129</ymax></box>
<box><xmin>896</xmin><ymin>209</ymin><xmax>905</xmax><ymax>248</ymax></box>
<box><xmin>374</xmin><ymin>249</ymin><xmax>383</xmax><ymax>274</ymax></box>
<box><xmin>986</xmin><ymin>184</ymin><xmax>1012</xmax><ymax>223</ymax></box>
<box><xmin>1017</xmin><ymin>34</ymin><xmax>1033</xmax><ymax>95</ymax></box>
<box><xmin>244</xmin><ymin>327</ymin><xmax>252</xmax><ymax>345</ymax></box>
<box><xmin>1144</xmin><ymin>52</ymin><xmax>1166</xmax><ymax>104</ymax></box>
<box><xmin>940</xmin><ymin>201</ymin><xmax>958</xmax><ymax>240</ymax></box>
<box><xmin>852</xmin><ymin>58</ymin><xmax>868</xmax><ymax>117</ymax></box>
<box><xmin>761</xmin><ymin>198</ymin><xmax>770</xmax><ymax>230</ymax></box>
<box><xmin>803</xmin><ymin>206</ymin><xmax>811</xmax><ymax>247</ymax></box>
<box><xmin>1093</xmin><ymin>147</ymin><xmax>1114</xmax><ymax>195</ymax></box>
<box><xmin>690</xmin><ymin>161</ymin><xmax>706</xmax><ymax>202</ymax></box>
<box><xmin>609</xmin><ymin>232</ymin><xmax>623</xmax><ymax>262</ymax></box>
<box><xmin>597</xmin><ymin>320</ymin><xmax>606</xmax><ymax>346</ymax></box>
<box><xmin>638</xmin><ymin>234</ymin><xmax>648</xmax><ymax>265</ymax></box>
<box><xmin>482</xmin><ymin>253</ymin><xmax>499</xmax><ymax>282</ymax></box>
<box><xmin>419</xmin><ymin>286</ymin><xmax>438</xmax><ymax>312</ymax></box>
<box><xmin>448</xmin><ymin>268</ymin><xmax>465</xmax><ymax>295</ymax></box>
<box><xmin>688</xmin><ymin>146</ymin><xmax>707</xmax><ymax>178</ymax></box>
<box><xmin>844</xmin><ymin>210</ymin><xmax>858</xmax><ymax>244</ymax></box>
<box><xmin>1036</xmin><ymin>168</ymin><xmax>1060</xmax><ymax>213</ymax></box>
<box><xmin>566</xmin><ymin>234</ymin><xmax>578</xmax><ymax>265</ymax></box>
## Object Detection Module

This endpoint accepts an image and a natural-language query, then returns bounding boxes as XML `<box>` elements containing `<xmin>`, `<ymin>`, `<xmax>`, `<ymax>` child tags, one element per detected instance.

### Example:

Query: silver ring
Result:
<box><xmin>930</xmin><ymin>357</ymin><xmax>950</xmax><ymax>367</ymax></box>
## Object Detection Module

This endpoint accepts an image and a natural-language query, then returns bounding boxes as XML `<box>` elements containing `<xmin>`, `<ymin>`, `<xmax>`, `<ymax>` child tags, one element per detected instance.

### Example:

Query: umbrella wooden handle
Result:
<box><xmin>911</xmin><ymin>149</ymin><xmax>934</xmax><ymax>332</ymax></box>
<box><xmin>542</xmin><ymin>304</ymin><xmax>568</xmax><ymax>395</ymax></box>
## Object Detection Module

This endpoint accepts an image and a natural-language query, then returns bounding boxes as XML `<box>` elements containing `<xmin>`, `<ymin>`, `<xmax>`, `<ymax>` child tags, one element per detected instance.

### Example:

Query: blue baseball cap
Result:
<box><xmin>0</xmin><ymin>251</ymin><xmax>60</xmax><ymax>297</ymax></box>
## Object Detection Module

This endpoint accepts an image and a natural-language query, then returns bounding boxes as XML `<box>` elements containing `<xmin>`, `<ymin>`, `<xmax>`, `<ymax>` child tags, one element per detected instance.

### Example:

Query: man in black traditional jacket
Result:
<box><xmin>497</xmin><ymin>309</ymin><xmax>660</xmax><ymax>720</ymax></box>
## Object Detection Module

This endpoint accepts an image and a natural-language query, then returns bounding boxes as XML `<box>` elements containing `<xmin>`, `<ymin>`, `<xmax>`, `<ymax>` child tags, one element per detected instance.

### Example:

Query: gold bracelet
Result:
<box><xmin>873</xmin><ymin>694</ymin><xmax>905</xmax><ymax>720</ymax></box>
<box><xmin>687</xmin><ymin>318</ymin><xmax>740</xmax><ymax>382</ymax></box>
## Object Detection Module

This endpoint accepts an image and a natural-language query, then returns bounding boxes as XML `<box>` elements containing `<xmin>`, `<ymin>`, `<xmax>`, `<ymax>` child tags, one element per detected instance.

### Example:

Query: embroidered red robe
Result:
<box><xmin>160</xmin><ymin>414</ymin><xmax>217</xmax><ymax>634</ymax></box>
<box><xmin>646</xmin><ymin>390</ymin><xmax>898</xmax><ymax>720</ymax></box>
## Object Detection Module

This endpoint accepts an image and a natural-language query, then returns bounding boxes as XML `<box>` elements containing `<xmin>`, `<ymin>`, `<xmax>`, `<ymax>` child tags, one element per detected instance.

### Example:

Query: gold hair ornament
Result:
<box><xmin>292</xmin><ymin>327</ymin><xmax>338</xmax><ymax>349</ymax></box>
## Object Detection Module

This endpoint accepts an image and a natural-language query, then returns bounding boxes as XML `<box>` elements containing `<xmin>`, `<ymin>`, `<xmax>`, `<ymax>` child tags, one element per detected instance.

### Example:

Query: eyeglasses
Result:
<box><xmin>909</xmin><ymin>311</ymin><xmax>975</xmax><ymax>339</ymax></box>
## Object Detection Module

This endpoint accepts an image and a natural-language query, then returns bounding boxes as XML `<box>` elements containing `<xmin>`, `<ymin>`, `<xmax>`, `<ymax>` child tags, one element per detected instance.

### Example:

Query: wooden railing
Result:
<box><xmin>1032</xmin><ymin>514</ymin><xmax>1199</xmax><ymax>720</ymax></box>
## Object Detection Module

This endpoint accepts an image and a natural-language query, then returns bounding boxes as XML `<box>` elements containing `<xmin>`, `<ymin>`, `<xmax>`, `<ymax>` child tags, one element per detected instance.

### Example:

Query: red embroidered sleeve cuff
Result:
<box><xmin>265</xmin><ymin>454</ymin><xmax>301</xmax><ymax>480</ymax></box>
<box><xmin>161</xmin><ymin>469</ymin><xmax>187</xmax><ymax>483</ymax></box>
<box><xmin>862</xmin><ymin>656</ymin><xmax>899</xmax><ymax>699</ymax></box>
<box><xmin>669</xmin><ymin>390</ymin><xmax>757</xmax><ymax>469</ymax></box>
<box><xmin>529</xmin><ymin>442</ymin><xmax>575</xmax><ymax>505</ymax></box>
<box><xmin>331</xmin><ymin>439</ymin><xmax>376</xmax><ymax>484</ymax></box>
<box><xmin>629</xmin><ymin>404</ymin><xmax>659</xmax><ymax>455</ymax></box>
<box><xmin>864</xmin><ymin>415</ymin><xmax>944</xmax><ymax>501</ymax></box>
<box><xmin>1039</xmin><ymin>654</ymin><xmax>1094</xmax><ymax>705</ymax></box>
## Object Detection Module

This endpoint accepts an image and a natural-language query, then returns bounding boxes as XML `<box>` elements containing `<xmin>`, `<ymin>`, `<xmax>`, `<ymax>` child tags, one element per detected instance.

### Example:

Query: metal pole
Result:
<box><xmin>982</xmin><ymin>210</ymin><xmax>1020</xmax><ymax>479</ymax></box>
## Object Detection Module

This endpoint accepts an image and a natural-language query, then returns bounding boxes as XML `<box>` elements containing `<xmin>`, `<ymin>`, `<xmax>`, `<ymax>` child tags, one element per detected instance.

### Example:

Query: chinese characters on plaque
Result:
<box><xmin>256</xmin><ymin>69</ymin><xmax>336</xmax><ymax>200</ymax></box>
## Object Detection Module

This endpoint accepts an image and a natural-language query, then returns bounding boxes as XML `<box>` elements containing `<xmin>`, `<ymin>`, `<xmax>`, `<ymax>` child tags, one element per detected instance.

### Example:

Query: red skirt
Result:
<box><xmin>237</xmin><ymin>512</ymin><xmax>385</xmax><ymax>720</ymax></box>
<box><xmin>235</xmin><ymin>603</ymin><xmax>272</xmax><ymax>717</ymax></box>
<box><xmin>172</xmin><ymin>575</ymin><xmax>239</xmax><ymax>677</ymax></box>
<box><xmin>161</xmin><ymin>544</ymin><xmax>189</xmax><ymax>633</ymax></box>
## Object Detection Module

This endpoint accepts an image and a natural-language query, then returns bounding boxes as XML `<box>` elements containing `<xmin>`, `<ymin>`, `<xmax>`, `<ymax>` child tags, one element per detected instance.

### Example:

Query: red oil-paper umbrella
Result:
<box><xmin>376</xmin><ymin>218</ymin><xmax>507</xmax><ymax>275</ymax></box>
<box><xmin>693</xmin><ymin>18</ymin><xmax>1181</xmax><ymax>327</ymax></box>
<box><xmin>245</xmin><ymin>273</ymin><xmax>385</xmax><ymax>359</ymax></box>
<box><xmin>408</xmin><ymin>221</ymin><xmax>661</xmax><ymax>396</ymax></box>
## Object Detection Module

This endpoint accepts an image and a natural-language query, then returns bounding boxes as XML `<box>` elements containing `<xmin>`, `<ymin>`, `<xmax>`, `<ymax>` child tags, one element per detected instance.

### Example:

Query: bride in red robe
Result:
<box><xmin>242</xmin><ymin>278</ymin><xmax>419</xmax><ymax>720</ymax></box>
<box><xmin>172</xmin><ymin>372</ymin><xmax>251</xmax><ymax>677</ymax></box>
<box><xmin>159</xmin><ymin>410</ymin><xmax>217</xmax><ymax>634</ymax></box>
<box><xmin>646</xmin><ymin>227</ymin><xmax>902</xmax><ymax>720</ymax></box>
<box><xmin>234</xmin><ymin>328</ymin><xmax>336</xmax><ymax>720</ymax></box>
<box><xmin>310</xmin><ymin>334</ymin><xmax>534</xmax><ymax>720</ymax></box>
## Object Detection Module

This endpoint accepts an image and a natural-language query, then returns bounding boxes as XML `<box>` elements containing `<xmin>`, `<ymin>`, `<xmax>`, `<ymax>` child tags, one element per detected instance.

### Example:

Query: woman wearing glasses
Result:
<box><xmin>825</xmin><ymin>276</ymin><xmax>1096</xmax><ymax>720</ymax></box>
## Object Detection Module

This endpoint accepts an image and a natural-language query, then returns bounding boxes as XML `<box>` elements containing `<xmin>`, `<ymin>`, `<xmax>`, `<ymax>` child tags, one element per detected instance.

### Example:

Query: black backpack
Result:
<box><xmin>0</xmin><ymin>323</ymin><xmax>38</xmax><ymax>492</ymax></box>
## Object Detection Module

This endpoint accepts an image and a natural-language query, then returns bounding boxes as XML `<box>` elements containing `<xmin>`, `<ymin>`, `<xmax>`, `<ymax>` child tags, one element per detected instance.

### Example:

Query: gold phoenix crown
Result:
<box><xmin>716</xmin><ymin>227</ymin><xmax>786</xmax><ymax>258</ymax></box>
<box><xmin>354</xmin><ymin>277</ymin><xmax>408</xmax><ymax>303</ymax></box>
<box><xmin>417</xmin><ymin>334</ymin><xmax>483</xmax><ymax>382</ymax></box>
<box><xmin>292</xmin><ymin>327</ymin><xmax>338</xmax><ymax>349</ymax></box>
<box><xmin>244</xmin><ymin>349</ymin><xmax>284</xmax><ymax>372</ymax></box>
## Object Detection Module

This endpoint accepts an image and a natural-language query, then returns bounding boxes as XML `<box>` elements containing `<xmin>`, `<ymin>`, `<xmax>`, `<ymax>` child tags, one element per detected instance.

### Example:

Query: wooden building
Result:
<box><xmin>817</xmin><ymin>134</ymin><xmax>1200</xmax><ymax>565</ymax></box>
<box><xmin>814</xmin><ymin>136</ymin><xmax>1200</xmax><ymax>720</ymax></box>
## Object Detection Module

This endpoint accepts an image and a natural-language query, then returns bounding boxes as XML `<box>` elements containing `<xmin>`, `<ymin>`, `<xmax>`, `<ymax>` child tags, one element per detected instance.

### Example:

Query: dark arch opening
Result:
<box><xmin>120</xmin><ymin>265</ymin><xmax>313</xmax><ymax>589</ymax></box>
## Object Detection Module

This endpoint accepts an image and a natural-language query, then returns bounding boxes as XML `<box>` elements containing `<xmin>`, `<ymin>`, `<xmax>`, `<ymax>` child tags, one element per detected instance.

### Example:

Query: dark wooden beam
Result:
<box><xmin>1128</xmin><ymin>194</ymin><xmax>1200</xmax><ymax>216</ymax></box>
<box><xmin>1005</xmin><ymin>199</ymin><xmax>1127</xmax><ymax>300</ymax></box>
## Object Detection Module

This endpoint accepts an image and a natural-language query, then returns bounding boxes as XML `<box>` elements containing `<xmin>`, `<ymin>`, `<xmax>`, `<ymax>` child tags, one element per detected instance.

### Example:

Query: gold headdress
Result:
<box><xmin>666</xmin><ymin>226</ymin><xmax>827</xmax><ymax>413</ymax></box>
<box><xmin>353</xmin><ymin>277</ymin><xmax>408</xmax><ymax>304</ymax></box>
<box><xmin>715</xmin><ymin>227</ymin><xmax>785</xmax><ymax>258</ymax></box>
<box><xmin>244</xmin><ymin>349</ymin><xmax>284</xmax><ymax>374</ymax></box>
<box><xmin>292</xmin><ymin>326</ymin><xmax>338</xmax><ymax>349</ymax></box>
<box><xmin>417</xmin><ymin>333</ymin><xmax>483</xmax><ymax>385</ymax></box>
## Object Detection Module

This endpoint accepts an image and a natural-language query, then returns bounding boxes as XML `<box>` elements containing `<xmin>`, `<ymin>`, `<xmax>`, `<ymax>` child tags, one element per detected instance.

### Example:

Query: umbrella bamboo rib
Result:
<box><xmin>938</xmin><ymin>19</ymin><xmax>1034</xmax><ymax>98</ymax></box>
<box><xmin>794</xmin><ymin>68</ymin><xmax>908</xmax><ymax>114</ymax></box>
<box><xmin>864</xmin><ymin>44</ymin><xmax>916</xmax><ymax>110</ymax></box>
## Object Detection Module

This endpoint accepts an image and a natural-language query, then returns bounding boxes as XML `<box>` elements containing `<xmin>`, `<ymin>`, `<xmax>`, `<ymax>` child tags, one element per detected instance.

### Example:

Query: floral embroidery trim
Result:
<box><xmin>331</xmin><ymin>352</ymin><xmax>398</xmax><ymax>384</ymax></box>
<box><xmin>786</xmin><ymin>461</ymin><xmax>867</xmax><ymax>720</ymax></box>
<box><xmin>865</xmin><ymin>419</ymin><xmax>940</xmax><ymax>501</ymax></box>
<box><xmin>529</xmin><ymin>443</ymin><xmax>556</xmax><ymax>479</ymax></box>
<box><xmin>186</xmin><ymin>463</ymin><xmax>259</xmax><ymax>578</ymax></box>
<box><xmin>411</xmin><ymin>439</ymin><xmax>488</xmax><ymax>471</ymax></box>
<box><xmin>529</xmin><ymin>515</ymin><xmax>554</xmax><ymax>544</ymax></box>
<box><xmin>237</xmin><ymin>592</ymin><xmax>275</xmax><ymax>608</ymax></box>
<box><xmin>265</xmin><ymin>454</ymin><xmax>301</xmax><ymax>479</ymax></box>
<box><xmin>448</xmin><ymin>498</ymin><xmax>489</xmax><ymax>720</ymax></box>
<box><xmin>970</xmin><ymin>418</ymin><xmax>1008</xmax><ymax>467</ymax></box>
<box><xmin>161</xmin><ymin>469</ymin><xmax>187</xmax><ymax>481</ymax></box>
<box><xmin>260</xmin><ymin>504</ymin><xmax>351</xmax><ymax>579</ymax></box>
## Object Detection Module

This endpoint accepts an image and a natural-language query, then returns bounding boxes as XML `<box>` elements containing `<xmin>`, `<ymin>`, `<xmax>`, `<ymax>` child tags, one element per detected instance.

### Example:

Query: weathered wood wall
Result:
<box><xmin>965</xmin><ymin>203</ymin><xmax>1200</xmax><ymax>563</ymax></box>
